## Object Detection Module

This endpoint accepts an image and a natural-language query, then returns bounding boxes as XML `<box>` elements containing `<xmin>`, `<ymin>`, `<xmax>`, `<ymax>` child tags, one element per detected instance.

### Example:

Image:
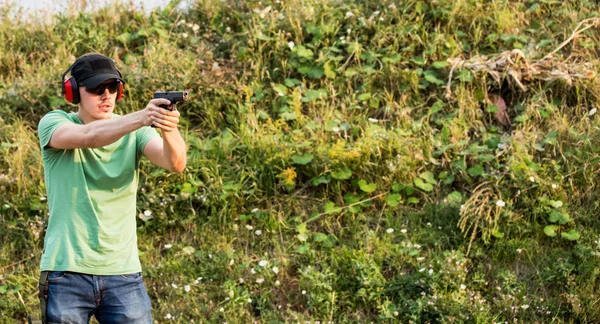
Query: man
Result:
<box><xmin>37</xmin><ymin>53</ymin><xmax>187</xmax><ymax>323</ymax></box>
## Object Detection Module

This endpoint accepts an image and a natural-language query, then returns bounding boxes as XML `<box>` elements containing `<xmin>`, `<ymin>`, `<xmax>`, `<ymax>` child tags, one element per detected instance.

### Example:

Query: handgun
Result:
<box><xmin>153</xmin><ymin>91</ymin><xmax>189</xmax><ymax>111</ymax></box>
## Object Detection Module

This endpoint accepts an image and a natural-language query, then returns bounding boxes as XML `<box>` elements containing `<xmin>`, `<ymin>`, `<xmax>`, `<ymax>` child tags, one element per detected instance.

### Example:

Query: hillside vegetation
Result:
<box><xmin>1</xmin><ymin>0</ymin><xmax>600</xmax><ymax>322</ymax></box>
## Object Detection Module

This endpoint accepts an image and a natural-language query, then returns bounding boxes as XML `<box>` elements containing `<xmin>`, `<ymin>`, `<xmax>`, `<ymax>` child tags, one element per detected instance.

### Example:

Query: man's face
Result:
<box><xmin>78</xmin><ymin>79</ymin><xmax>119</xmax><ymax>121</ymax></box>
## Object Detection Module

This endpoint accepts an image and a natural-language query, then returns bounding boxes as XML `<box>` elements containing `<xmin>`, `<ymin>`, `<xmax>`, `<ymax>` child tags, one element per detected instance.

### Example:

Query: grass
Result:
<box><xmin>1</xmin><ymin>0</ymin><xmax>600</xmax><ymax>322</ymax></box>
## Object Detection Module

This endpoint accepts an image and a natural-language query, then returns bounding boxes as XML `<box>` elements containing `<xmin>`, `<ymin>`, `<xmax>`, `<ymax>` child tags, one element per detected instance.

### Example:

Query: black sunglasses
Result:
<box><xmin>84</xmin><ymin>81</ymin><xmax>121</xmax><ymax>96</ymax></box>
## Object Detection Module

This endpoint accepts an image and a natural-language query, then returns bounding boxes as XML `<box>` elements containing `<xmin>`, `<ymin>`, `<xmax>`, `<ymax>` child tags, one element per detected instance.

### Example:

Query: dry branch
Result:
<box><xmin>445</xmin><ymin>18</ymin><xmax>600</xmax><ymax>99</ymax></box>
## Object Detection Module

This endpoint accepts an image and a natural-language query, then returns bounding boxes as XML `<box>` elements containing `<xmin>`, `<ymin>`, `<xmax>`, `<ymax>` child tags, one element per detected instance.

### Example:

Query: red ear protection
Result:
<box><xmin>63</xmin><ymin>76</ymin><xmax>80</xmax><ymax>104</ymax></box>
<box><xmin>116</xmin><ymin>81</ymin><xmax>124</xmax><ymax>101</ymax></box>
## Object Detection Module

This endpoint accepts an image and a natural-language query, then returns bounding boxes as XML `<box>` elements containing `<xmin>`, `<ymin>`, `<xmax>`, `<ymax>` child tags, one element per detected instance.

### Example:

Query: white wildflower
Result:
<box><xmin>171</xmin><ymin>283</ymin><xmax>178</xmax><ymax>289</ymax></box>
<box><xmin>345</xmin><ymin>11</ymin><xmax>354</xmax><ymax>18</ymax></box>
<box><xmin>529</xmin><ymin>176</ymin><xmax>535</xmax><ymax>182</ymax></box>
<box><xmin>287</xmin><ymin>41</ymin><xmax>295</xmax><ymax>50</ymax></box>
<box><xmin>496</xmin><ymin>200</ymin><xmax>506</xmax><ymax>207</ymax></box>
<box><xmin>259</xmin><ymin>260</ymin><xmax>268</xmax><ymax>267</ymax></box>
<box><xmin>272</xmin><ymin>266</ymin><xmax>279</xmax><ymax>274</ymax></box>
<box><xmin>302</xmin><ymin>290</ymin><xmax>306</xmax><ymax>295</ymax></box>
<box><xmin>275</xmin><ymin>280</ymin><xmax>280</xmax><ymax>285</ymax></box>
<box><xmin>246</xmin><ymin>225</ymin><xmax>254</xmax><ymax>230</ymax></box>
<box><xmin>401</xmin><ymin>229</ymin><xmax>407</xmax><ymax>233</ymax></box>
<box><xmin>163</xmin><ymin>244</ymin><xmax>172</xmax><ymax>249</ymax></box>
<box><xmin>552</xmin><ymin>184</ymin><xmax>558</xmax><ymax>189</ymax></box>
<box><xmin>255</xmin><ymin>230</ymin><xmax>262</xmax><ymax>236</ymax></box>
<box><xmin>386</xmin><ymin>228</ymin><xmax>394</xmax><ymax>234</ymax></box>
<box><xmin>460</xmin><ymin>284</ymin><xmax>466</xmax><ymax>290</ymax></box>
<box><xmin>251</xmin><ymin>208</ymin><xmax>259</xmax><ymax>213</ymax></box>
<box><xmin>141</xmin><ymin>210</ymin><xmax>153</xmax><ymax>221</ymax></box>
<box><xmin>590</xmin><ymin>108</ymin><xmax>597</xmax><ymax>116</ymax></box>
<box><xmin>184</xmin><ymin>285</ymin><xmax>191</xmax><ymax>292</ymax></box>
<box><xmin>192</xmin><ymin>24</ymin><xmax>200</xmax><ymax>32</ymax></box>
<box><xmin>368</xmin><ymin>118</ymin><xmax>379</xmax><ymax>123</ymax></box>
<box><xmin>256</xmin><ymin>278</ymin><xmax>264</xmax><ymax>284</ymax></box>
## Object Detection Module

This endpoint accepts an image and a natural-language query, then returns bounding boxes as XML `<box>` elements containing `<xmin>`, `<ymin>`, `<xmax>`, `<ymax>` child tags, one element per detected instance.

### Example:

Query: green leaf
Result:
<box><xmin>307</xmin><ymin>66</ymin><xmax>324</xmax><ymax>79</ymax></box>
<box><xmin>295</xmin><ymin>243</ymin><xmax>310</xmax><ymax>254</ymax></box>
<box><xmin>537</xmin><ymin>39</ymin><xmax>552</xmax><ymax>48</ymax></box>
<box><xmin>116</xmin><ymin>32</ymin><xmax>133</xmax><ymax>45</ymax></box>
<box><xmin>467</xmin><ymin>165</ymin><xmax>484</xmax><ymax>176</ymax></box>
<box><xmin>313</xmin><ymin>233</ymin><xmax>328</xmax><ymax>242</ymax></box>
<box><xmin>312</xmin><ymin>175</ymin><xmax>331</xmax><ymax>186</ymax></box>
<box><xmin>549</xmin><ymin>210</ymin><xmax>570</xmax><ymax>224</ymax></box>
<box><xmin>432</xmin><ymin>61</ymin><xmax>449</xmax><ymax>69</ymax></box>
<box><xmin>411</xmin><ymin>56</ymin><xmax>425</xmax><ymax>65</ymax></box>
<box><xmin>324</xmin><ymin>62</ymin><xmax>336</xmax><ymax>79</ymax></box>
<box><xmin>296</xmin><ymin>223</ymin><xmax>307</xmax><ymax>235</ymax></box>
<box><xmin>386</xmin><ymin>194</ymin><xmax>402</xmax><ymax>207</ymax></box>
<box><xmin>486</xmin><ymin>104</ymin><xmax>499</xmax><ymax>113</ymax></box>
<box><xmin>291</xmin><ymin>154</ymin><xmax>314</xmax><ymax>165</ymax></box>
<box><xmin>181</xmin><ymin>182</ymin><xmax>197</xmax><ymax>194</ymax></box>
<box><xmin>420</xmin><ymin>171</ymin><xmax>436</xmax><ymax>184</ymax></box>
<box><xmin>446</xmin><ymin>191</ymin><xmax>463</xmax><ymax>204</ymax></box>
<box><xmin>544</xmin><ymin>130</ymin><xmax>558</xmax><ymax>145</ymax></box>
<box><xmin>295</xmin><ymin>45</ymin><xmax>314</xmax><ymax>59</ymax></box>
<box><xmin>302</xmin><ymin>89</ymin><xmax>327</xmax><ymax>102</ymax></box>
<box><xmin>561</xmin><ymin>229</ymin><xmax>580</xmax><ymax>241</ymax></box>
<box><xmin>413</xmin><ymin>178</ymin><xmax>434</xmax><ymax>192</ymax></box>
<box><xmin>324</xmin><ymin>201</ymin><xmax>341</xmax><ymax>214</ymax></box>
<box><xmin>284</xmin><ymin>78</ymin><xmax>301</xmax><ymax>87</ymax></box>
<box><xmin>544</xmin><ymin>225</ymin><xmax>559</xmax><ymax>237</ymax></box>
<box><xmin>392</xmin><ymin>183</ymin><xmax>404</xmax><ymax>192</ymax></box>
<box><xmin>358</xmin><ymin>93</ymin><xmax>372</xmax><ymax>101</ymax></box>
<box><xmin>407</xmin><ymin>197</ymin><xmax>420</xmax><ymax>204</ymax></box>
<box><xmin>358</xmin><ymin>180</ymin><xmax>377</xmax><ymax>193</ymax></box>
<box><xmin>272</xmin><ymin>84</ymin><xmax>288</xmax><ymax>96</ymax></box>
<box><xmin>332</xmin><ymin>167</ymin><xmax>353</xmax><ymax>180</ymax></box>
<box><xmin>548</xmin><ymin>200</ymin><xmax>563</xmax><ymax>208</ymax></box>
<box><xmin>424</xmin><ymin>72</ymin><xmax>445</xmax><ymax>86</ymax></box>
<box><xmin>457</xmin><ymin>70</ymin><xmax>473</xmax><ymax>82</ymax></box>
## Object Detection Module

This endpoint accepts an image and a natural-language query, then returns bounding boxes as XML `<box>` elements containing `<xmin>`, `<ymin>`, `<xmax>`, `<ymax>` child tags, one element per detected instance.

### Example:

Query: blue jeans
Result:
<box><xmin>45</xmin><ymin>271</ymin><xmax>152</xmax><ymax>324</ymax></box>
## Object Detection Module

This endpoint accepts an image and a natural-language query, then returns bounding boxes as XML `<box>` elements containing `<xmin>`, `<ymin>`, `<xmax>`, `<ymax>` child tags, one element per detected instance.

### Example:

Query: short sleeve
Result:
<box><xmin>38</xmin><ymin>110</ymin><xmax>72</xmax><ymax>149</ymax></box>
<box><xmin>135</xmin><ymin>126</ymin><xmax>160</xmax><ymax>156</ymax></box>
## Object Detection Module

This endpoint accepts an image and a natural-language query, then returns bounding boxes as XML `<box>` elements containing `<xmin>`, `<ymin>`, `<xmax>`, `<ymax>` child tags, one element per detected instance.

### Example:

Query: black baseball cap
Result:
<box><xmin>71</xmin><ymin>53</ymin><xmax>124</xmax><ymax>88</ymax></box>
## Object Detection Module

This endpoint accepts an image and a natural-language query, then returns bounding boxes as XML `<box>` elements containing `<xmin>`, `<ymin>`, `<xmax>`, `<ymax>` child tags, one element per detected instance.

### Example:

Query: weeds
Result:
<box><xmin>1</xmin><ymin>0</ymin><xmax>600</xmax><ymax>322</ymax></box>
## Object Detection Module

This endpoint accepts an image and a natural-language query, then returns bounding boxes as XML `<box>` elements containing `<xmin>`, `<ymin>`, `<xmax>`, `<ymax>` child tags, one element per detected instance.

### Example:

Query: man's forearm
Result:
<box><xmin>82</xmin><ymin>111</ymin><xmax>145</xmax><ymax>148</ymax></box>
<box><xmin>162</xmin><ymin>129</ymin><xmax>187</xmax><ymax>173</ymax></box>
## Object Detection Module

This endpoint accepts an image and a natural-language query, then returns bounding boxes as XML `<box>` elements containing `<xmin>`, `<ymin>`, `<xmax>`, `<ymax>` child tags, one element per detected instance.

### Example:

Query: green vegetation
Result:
<box><xmin>2</xmin><ymin>0</ymin><xmax>600</xmax><ymax>322</ymax></box>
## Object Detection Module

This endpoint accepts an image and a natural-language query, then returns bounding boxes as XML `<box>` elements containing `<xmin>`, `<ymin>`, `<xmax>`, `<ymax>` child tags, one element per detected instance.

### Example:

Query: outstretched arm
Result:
<box><xmin>142</xmin><ymin>105</ymin><xmax>187</xmax><ymax>173</ymax></box>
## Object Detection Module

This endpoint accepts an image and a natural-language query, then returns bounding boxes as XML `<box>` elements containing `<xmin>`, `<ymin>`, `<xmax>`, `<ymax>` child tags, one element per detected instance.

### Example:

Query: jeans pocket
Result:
<box><xmin>47</xmin><ymin>271</ymin><xmax>68</xmax><ymax>282</ymax></box>
<box><xmin>119</xmin><ymin>272</ymin><xmax>143</xmax><ymax>281</ymax></box>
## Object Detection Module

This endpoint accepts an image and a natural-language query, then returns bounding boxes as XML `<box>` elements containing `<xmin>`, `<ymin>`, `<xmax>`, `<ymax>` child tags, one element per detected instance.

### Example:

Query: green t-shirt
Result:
<box><xmin>38</xmin><ymin>110</ymin><xmax>160</xmax><ymax>275</ymax></box>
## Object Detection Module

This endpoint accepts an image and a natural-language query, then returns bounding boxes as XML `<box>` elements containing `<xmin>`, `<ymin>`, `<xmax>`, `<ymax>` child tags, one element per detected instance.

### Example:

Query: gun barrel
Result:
<box><xmin>153</xmin><ymin>91</ymin><xmax>189</xmax><ymax>103</ymax></box>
